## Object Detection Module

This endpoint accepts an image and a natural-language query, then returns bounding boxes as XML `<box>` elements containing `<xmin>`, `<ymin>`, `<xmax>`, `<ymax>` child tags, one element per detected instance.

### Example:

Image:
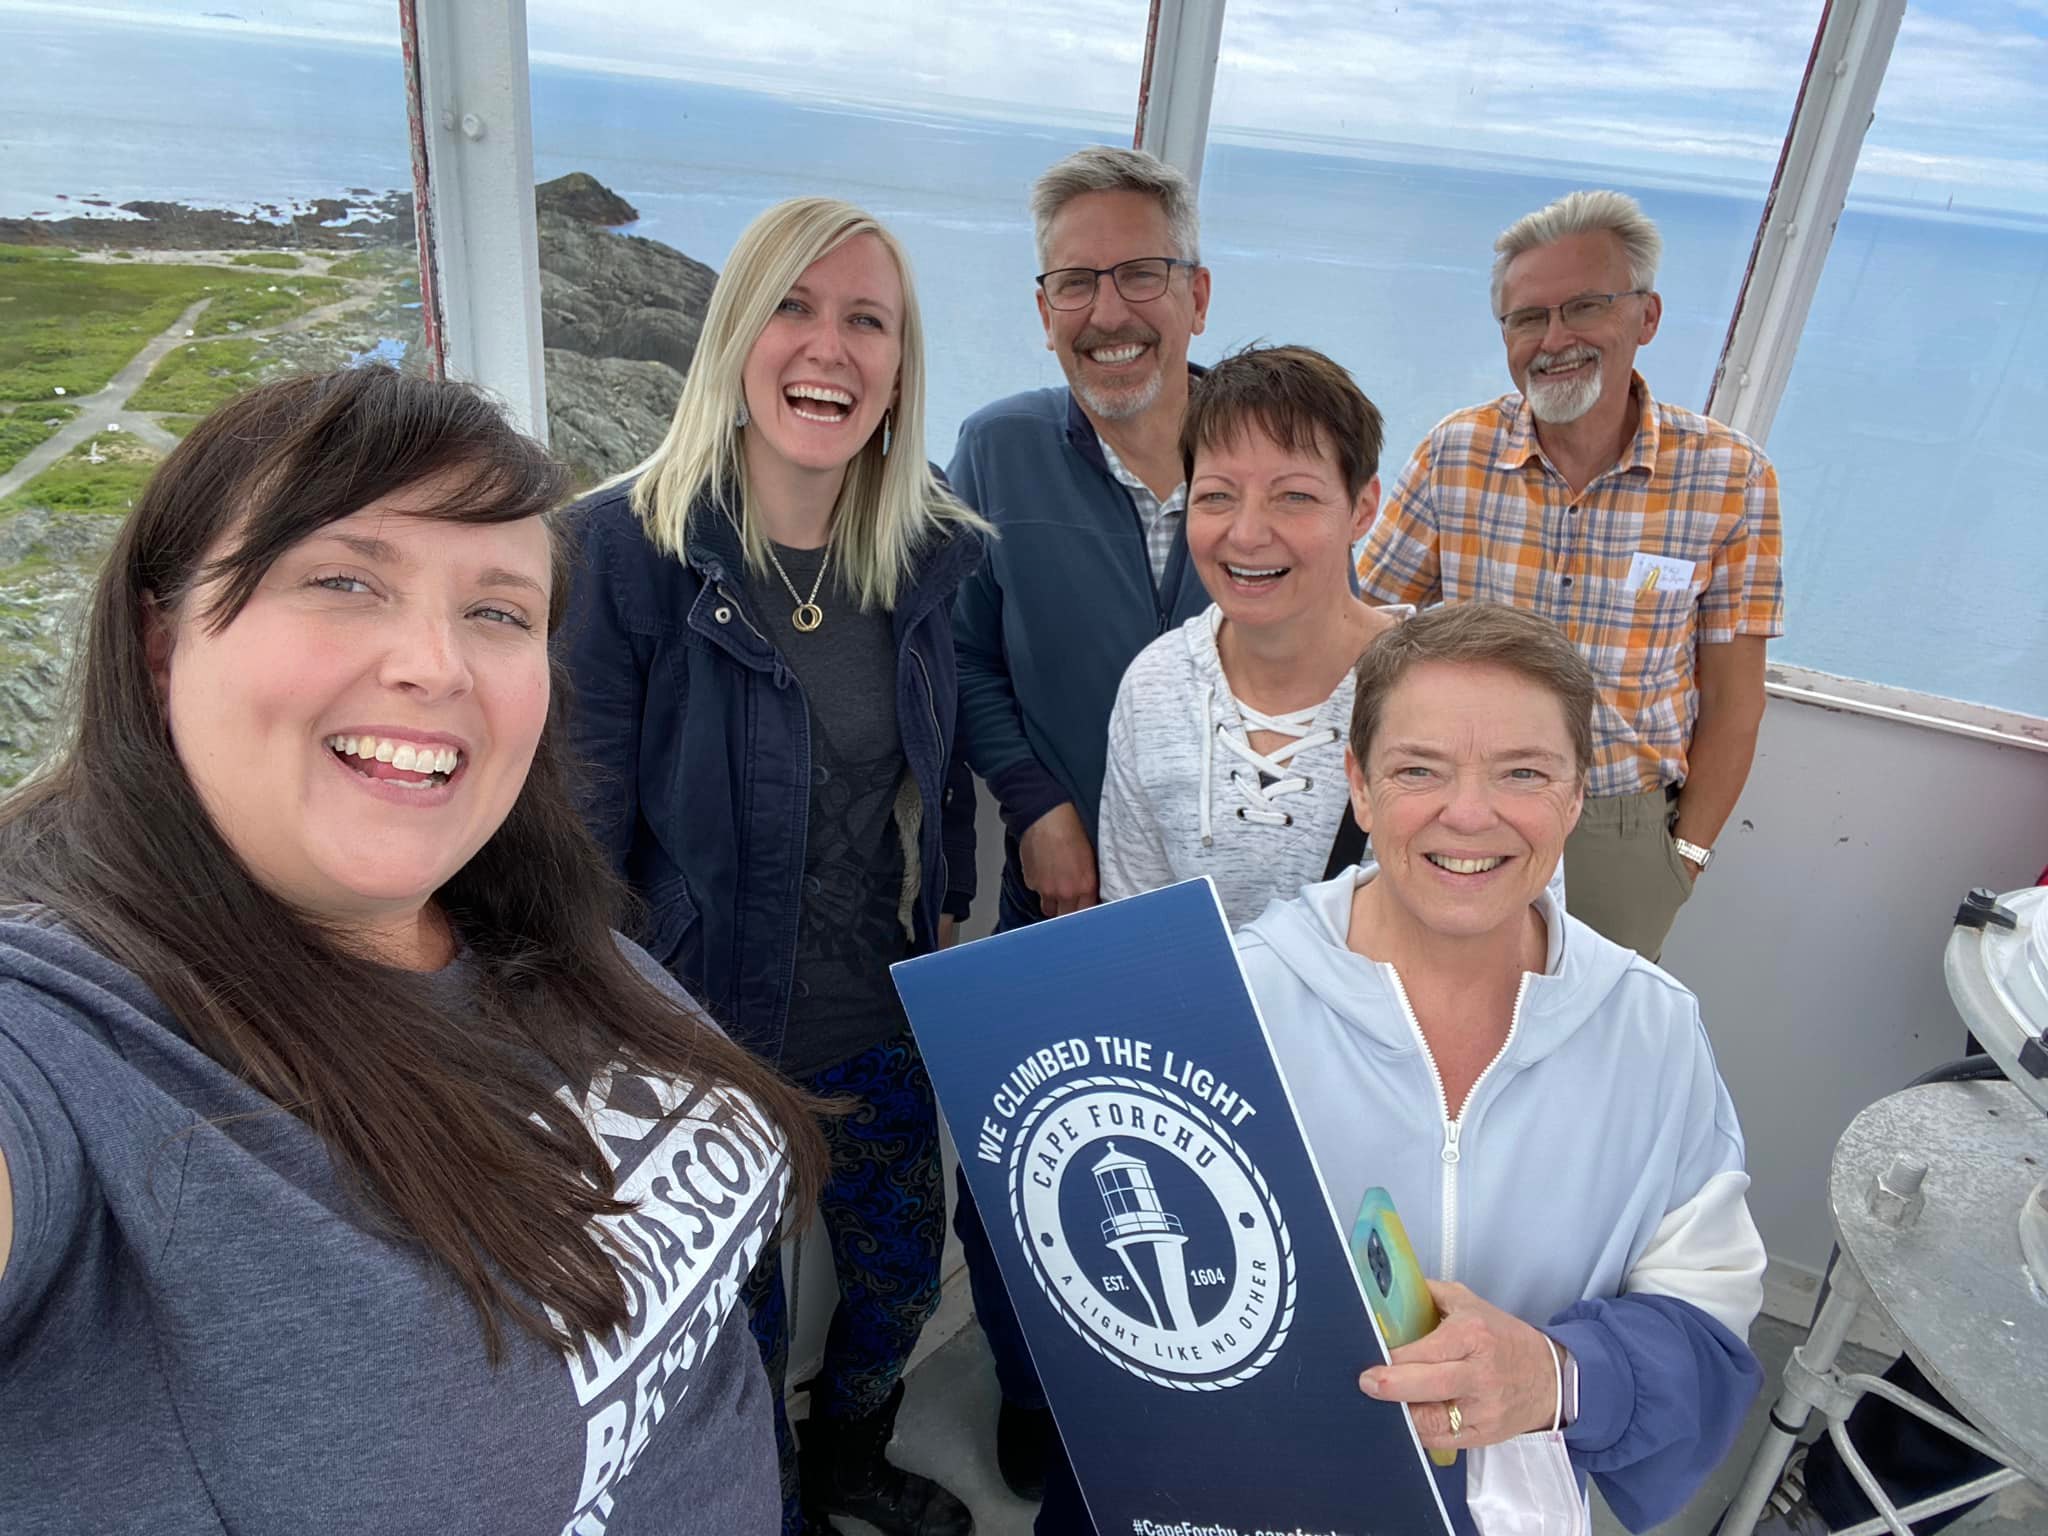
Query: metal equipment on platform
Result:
<box><xmin>1946</xmin><ymin>885</ymin><xmax>2048</xmax><ymax>1293</ymax></box>
<box><xmin>1719</xmin><ymin>885</ymin><xmax>2048</xmax><ymax>1536</ymax></box>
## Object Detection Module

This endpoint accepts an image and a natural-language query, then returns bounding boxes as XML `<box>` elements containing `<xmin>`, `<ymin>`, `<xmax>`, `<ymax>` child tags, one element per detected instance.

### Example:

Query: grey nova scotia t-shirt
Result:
<box><xmin>0</xmin><ymin>910</ymin><xmax>787</xmax><ymax>1536</ymax></box>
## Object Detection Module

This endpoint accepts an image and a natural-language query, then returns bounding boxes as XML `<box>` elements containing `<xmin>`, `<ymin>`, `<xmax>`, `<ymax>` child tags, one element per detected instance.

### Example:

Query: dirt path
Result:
<box><xmin>0</xmin><ymin>297</ymin><xmax>213</xmax><ymax>501</ymax></box>
<box><xmin>250</xmin><ymin>286</ymin><xmax>379</xmax><ymax>342</ymax></box>
<box><xmin>1</xmin><ymin>258</ymin><xmax>393</xmax><ymax>503</ymax></box>
<box><xmin>73</xmin><ymin>248</ymin><xmax>356</xmax><ymax>277</ymax></box>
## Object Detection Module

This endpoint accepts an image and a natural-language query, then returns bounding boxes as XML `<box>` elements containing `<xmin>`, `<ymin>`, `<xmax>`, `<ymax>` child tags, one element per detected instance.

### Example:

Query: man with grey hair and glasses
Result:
<box><xmin>944</xmin><ymin>143</ymin><xmax>1214</xmax><ymax>1510</ymax></box>
<box><xmin>1357</xmin><ymin>189</ymin><xmax>1783</xmax><ymax>961</ymax></box>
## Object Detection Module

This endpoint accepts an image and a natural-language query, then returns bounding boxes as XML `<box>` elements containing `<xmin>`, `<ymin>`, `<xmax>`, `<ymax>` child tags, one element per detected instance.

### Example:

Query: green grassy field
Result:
<box><xmin>0</xmin><ymin>434</ymin><xmax>161</xmax><ymax>516</ymax></box>
<box><xmin>0</xmin><ymin>402</ymin><xmax>79</xmax><ymax>474</ymax></box>
<box><xmin>228</xmin><ymin>252</ymin><xmax>303</xmax><ymax>270</ymax></box>
<box><xmin>128</xmin><ymin>338</ymin><xmax>269</xmax><ymax>415</ymax></box>
<box><xmin>0</xmin><ymin>245</ymin><xmax>345</xmax><ymax>402</ymax></box>
<box><xmin>193</xmin><ymin>273</ymin><xmax>346</xmax><ymax>335</ymax></box>
<box><xmin>326</xmin><ymin>247</ymin><xmax>413</xmax><ymax>280</ymax></box>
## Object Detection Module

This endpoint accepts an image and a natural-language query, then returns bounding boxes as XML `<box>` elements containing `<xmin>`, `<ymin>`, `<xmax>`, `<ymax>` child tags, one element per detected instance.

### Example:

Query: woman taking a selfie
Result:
<box><xmin>562</xmin><ymin>197</ymin><xmax>983</xmax><ymax>1536</ymax></box>
<box><xmin>0</xmin><ymin>367</ymin><xmax>826</xmax><ymax>1534</ymax></box>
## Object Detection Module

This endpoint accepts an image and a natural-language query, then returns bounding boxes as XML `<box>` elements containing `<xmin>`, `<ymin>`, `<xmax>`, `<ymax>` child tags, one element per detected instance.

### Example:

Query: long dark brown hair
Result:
<box><xmin>0</xmin><ymin>367</ymin><xmax>827</xmax><ymax>1362</ymax></box>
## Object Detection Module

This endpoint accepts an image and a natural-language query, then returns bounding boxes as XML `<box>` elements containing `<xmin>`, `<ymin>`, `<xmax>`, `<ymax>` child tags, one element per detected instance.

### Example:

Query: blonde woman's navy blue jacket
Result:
<box><xmin>559</xmin><ymin>478</ymin><xmax>980</xmax><ymax>1068</ymax></box>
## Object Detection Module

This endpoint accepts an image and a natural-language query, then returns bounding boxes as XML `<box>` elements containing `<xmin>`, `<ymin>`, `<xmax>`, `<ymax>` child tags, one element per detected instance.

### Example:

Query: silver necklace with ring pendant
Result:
<box><xmin>764</xmin><ymin>538</ymin><xmax>831</xmax><ymax>632</ymax></box>
<box><xmin>732</xmin><ymin>511</ymin><xmax>832</xmax><ymax>632</ymax></box>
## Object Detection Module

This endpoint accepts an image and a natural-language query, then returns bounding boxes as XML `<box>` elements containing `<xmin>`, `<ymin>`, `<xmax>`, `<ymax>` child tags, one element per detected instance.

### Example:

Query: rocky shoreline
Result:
<box><xmin>0</xmin><ymin>190</ymin><xmax>417</xmax><ymax>255</ymax></box>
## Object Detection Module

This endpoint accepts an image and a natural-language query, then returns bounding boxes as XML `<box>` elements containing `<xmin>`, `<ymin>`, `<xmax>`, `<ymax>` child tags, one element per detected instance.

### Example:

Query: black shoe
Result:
<box><xmin>800</xmin><ymin>1382</ymin><xmax>974</xmax><ymax>1536</ymax></box>
<box><xmin>995</xmin><ymin>1399</ymin><xmax>1052</xmax><ymax>1502</ymax></box>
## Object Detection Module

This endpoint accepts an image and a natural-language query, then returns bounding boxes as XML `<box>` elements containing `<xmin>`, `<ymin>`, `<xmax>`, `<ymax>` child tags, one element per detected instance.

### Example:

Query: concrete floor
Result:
<box><xmin>848</xmin><ymin>1312</ymin><xmax>2046</xmax><ymax>1536</ymax></box>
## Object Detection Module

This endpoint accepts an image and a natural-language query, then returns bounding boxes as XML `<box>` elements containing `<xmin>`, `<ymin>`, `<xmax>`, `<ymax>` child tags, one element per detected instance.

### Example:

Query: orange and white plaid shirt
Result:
<box><xmin>1357</xmin><ymin>374</ymin><xmax>1784</xmax><ymax>799</ymax></box>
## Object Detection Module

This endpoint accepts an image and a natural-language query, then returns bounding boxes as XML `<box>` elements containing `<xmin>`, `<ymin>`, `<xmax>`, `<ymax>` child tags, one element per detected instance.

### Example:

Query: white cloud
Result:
<box><xmin>524</xmin><ymin>0</ymin><xmax>1146</xmax><ymax>126</ymax></box>
<box><xmin>0</xmin><ymin>0</ymin><xmax>394</xmax><ymax>48</ymax></box>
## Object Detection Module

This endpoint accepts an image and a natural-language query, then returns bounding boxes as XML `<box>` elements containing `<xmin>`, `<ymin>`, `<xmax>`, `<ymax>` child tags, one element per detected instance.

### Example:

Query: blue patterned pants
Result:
<box><xmin>743</xmin><ymin>1030</ymin><xmax>947</xmax><ymax>1535</ymax></box>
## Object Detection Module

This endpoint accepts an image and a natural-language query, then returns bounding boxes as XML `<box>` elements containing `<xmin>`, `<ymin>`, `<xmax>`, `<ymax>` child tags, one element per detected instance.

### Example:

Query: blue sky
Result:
<box><xmin>7</xmin><ymin>0</ymin><xmax>2046</xmax><ymax>213</ymax></box>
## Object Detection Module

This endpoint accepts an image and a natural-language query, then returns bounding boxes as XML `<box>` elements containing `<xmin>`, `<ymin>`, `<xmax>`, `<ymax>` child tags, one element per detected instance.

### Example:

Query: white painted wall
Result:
<box><xmin>1661</xmin><ymin>692</ymin><xmax>2048</xmax><ymax>1273</ymax></box>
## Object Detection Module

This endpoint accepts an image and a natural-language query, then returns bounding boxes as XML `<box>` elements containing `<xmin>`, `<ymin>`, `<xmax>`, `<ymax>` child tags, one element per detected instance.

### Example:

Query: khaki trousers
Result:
<box><xmin>1561</xmin><ymin>785</ymin><xmax>1695</xmax><ymax>963</ymax></box>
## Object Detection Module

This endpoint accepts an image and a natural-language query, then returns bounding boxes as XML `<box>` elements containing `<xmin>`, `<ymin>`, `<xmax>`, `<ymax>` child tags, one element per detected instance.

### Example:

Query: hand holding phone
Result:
<box><xmin>1349</xmin><ymin>1186</ymin><xmax>1455</xmax><ymax>1467</ymax></box>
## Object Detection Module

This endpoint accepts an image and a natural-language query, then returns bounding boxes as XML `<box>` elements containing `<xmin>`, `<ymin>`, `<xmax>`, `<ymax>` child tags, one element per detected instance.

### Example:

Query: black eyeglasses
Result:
<box><xmin>1498</xmin><ymin>289</ymin><xmax>1650</xmax><ymax>338</ymax></box>
<box><xmin>1036</xmin><ymin>256</ymin><xmax>1197</xmax><ymax>311</ymax></box>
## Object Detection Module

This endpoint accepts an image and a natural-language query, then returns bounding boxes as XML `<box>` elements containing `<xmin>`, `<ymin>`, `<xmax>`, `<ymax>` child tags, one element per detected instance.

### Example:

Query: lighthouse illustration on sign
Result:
<box><xmin>1092</xmin><ymin>1142</ymin><xmax>1199</xmax><ymax>1332</ymax></box>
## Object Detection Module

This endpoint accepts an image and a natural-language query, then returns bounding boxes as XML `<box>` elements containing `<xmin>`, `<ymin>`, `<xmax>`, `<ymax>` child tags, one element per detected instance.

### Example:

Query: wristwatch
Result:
<box><xmin>1673</xmin><ymin>836</ymin><xmax>1713</xmax><ymax>873</ymax></box>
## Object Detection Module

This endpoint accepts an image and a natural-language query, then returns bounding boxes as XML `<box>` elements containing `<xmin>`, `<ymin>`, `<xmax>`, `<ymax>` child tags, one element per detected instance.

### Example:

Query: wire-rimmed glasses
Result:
<box><xmin>1498</xmin><ymin>289</ymin><xmax>1650</xmax><ymax>338</ymax></box>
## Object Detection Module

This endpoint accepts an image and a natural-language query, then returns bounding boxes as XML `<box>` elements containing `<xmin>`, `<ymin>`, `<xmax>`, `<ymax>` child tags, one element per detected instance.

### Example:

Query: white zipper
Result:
<box><xmin>1379</xmin><ymin>964</ymin><xmax>1534</xmax><ymax>1283</ymax></box>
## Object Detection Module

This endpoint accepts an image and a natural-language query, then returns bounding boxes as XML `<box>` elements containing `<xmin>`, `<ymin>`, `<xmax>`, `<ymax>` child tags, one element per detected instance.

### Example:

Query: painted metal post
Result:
<box><xmin>1706</xmin><ymin>0</ymin><xmax>1908</xmax><ymax>442</ymax></box>
<box><xmin>406</xmin><ymin>0</ymin><xmax>549</xmax><ymax>441</ymax></box>
<box><xmin>397</xmin><ymin>0</ymin><xmax>445</xmax><ymax>380</ymax></box>
<box><xmin>1134</xmin><ymin>0</ymin><xmax>1227</xmax><ymax>192</ymax></box>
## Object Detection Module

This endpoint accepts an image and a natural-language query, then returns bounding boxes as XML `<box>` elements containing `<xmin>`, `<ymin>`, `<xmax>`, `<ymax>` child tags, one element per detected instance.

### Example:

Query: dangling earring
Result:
<box><xmin>881</xmin><ymin>408</ymin><xmax>893</xmax><ymax>458</ymax></box>
<box><xmin>735</xmin><ymin>400</ymin><xmax>751</xmax><ymax>429</ymax></box>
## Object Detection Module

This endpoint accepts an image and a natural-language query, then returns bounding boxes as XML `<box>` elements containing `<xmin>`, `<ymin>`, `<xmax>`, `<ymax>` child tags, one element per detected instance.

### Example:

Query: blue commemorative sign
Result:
<box><xmin>893</xmin><ymin>879</ymin><xmax>1470</xmax><ymax>1536</ymax></box>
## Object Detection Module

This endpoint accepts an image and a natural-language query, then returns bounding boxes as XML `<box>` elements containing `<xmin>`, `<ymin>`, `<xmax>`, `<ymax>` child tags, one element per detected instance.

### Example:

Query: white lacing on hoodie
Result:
<box><xmin>1197</xmin><ymin>683</ymin><xmax>1340</xmax><ymax>846</ymax></box>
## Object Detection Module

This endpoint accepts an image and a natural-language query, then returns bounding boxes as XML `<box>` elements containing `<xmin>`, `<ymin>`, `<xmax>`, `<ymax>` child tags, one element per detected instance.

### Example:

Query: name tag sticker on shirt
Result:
<box><xmin>891</xmin><ymin>882</ymin><xmax>1469</xmax><ymax>1536</ymax></box>
<box><xmin>1625</xmin><ymin>551</ymin><xmax>1701</xmax><ymax>599</ymax></box>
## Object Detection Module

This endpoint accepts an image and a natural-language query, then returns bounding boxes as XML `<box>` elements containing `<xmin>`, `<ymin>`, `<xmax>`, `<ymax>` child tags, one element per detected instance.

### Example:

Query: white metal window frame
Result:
<box><xmin>1133</xmin><ymin>0</ymin><xmax>1227</xmax><ymax>186</ymax></box>
<box><xmin>1705</xmin><ymin>0</ymin><xmax>2046</xmax><ymax>753</ymax></box>
<box><xmin>1706</xmin><ymin>0</ymin><xmax>1906</xmax><ymax>443</ymax></box>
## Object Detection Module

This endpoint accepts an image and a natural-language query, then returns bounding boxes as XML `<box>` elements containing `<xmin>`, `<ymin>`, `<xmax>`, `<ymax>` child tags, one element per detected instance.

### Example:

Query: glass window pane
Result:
<box><xmin>0</xmin><ymin>6</ymin><xmax>422</xmax><ymax>785</ymax></box>
<box><xmin>1197</xmin><ymin>3</ymin><xmax>1816</xmax><ymax>485</ymax></box>
<box><xmin>1766</xmin><ymin>4</ymin><xmax>2048</xmax><ymax>715</ymax></box>
<box><xmin>524</xmin><ymin>5</ymin><xmax>1151</xmax><ymax>490</ymax></box>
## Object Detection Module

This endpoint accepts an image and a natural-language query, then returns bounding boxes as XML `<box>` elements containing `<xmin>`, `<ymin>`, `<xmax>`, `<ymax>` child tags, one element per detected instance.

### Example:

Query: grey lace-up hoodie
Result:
<box><xmin>1099</xmin><ymin>607</ymin><xmax>1560</xmax><ymax>927</ymax></box>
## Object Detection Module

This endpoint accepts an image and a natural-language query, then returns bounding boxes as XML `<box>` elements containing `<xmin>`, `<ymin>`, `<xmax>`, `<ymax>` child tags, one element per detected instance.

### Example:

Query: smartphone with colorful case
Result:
<box><xmin>1350</xmin><ymin>1186</ymin><xmax>1455</xmax><ymax>1467</ymax></box>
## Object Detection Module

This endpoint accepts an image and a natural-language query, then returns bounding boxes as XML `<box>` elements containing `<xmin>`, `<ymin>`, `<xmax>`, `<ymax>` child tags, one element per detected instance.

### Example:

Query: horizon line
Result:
<box><xmin>7</xmin><ymin>1</ymin><xmax>2046</xmax><ymax>223</ymax></box>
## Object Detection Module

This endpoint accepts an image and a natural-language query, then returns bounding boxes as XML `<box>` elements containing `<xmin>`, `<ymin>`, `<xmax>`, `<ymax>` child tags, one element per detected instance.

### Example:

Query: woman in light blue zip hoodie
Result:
<box><xmin>1234</xmin><ymin>602</ymin><xmax>1766</xmax><ymax>1534</ymax></box>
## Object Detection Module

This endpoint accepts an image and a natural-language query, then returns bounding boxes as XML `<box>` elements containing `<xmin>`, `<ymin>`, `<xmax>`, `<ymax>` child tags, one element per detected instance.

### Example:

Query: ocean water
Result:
<box><xmin>3</xmin><ymin>16</ymin><xmax>2042</xmax><ymax>715</ymax></box>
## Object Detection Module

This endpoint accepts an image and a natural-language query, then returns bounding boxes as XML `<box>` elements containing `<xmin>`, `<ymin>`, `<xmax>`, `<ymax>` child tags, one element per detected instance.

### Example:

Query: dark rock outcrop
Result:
<box><xmin>543</xmin><ymin>350</ymin><xmax>683</xmax><ymax>488</ymax></box>
<box><xmin>536</xmin><ymin>174</ymin><xmax>713</xmax><ymax>483</ymax></box>
<box><xmin>538</xmin><ymin>214</ymin><xmax>715</xmax><ymax>378</ymax></box>
<box><xmin>537</xmin><ymin>172</ymin><xmax>639</xmax><ymax>227</ymax></box>
<box><xmin>0</xmin><ymin>509</ymin><xmax>124</xmax><ymax>786</ymax></box>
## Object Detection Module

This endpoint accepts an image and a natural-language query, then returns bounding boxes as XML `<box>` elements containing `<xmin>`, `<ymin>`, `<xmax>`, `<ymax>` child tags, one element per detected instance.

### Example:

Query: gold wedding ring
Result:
<box><xmin>1446</xmin><ymin>1401</ymin><xmax>1463</xmax><ymax>1438</ymax></box>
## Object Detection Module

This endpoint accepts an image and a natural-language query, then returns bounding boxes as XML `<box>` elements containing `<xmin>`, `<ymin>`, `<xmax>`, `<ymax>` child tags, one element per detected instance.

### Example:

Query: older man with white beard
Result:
<box><xmin>1357</xmin><ymin>190</ymin><xmax>1782</xmax><ymax>961</ymax></box>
